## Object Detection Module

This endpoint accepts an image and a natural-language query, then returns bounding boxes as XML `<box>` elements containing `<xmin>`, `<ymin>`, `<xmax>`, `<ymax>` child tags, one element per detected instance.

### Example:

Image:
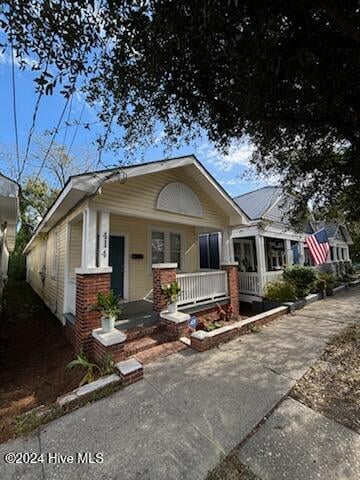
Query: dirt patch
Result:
<box><xmin>0</xmin><ymin>281</ymin><xmax>82</xmax><ymax>444</ymax></box>
<box><xmin>291</xmin><ymin>323</ymin><xmax>360</xmax><ymax>433</ymax></box>
<box><xmin>206</xmin><ymin>452</ymin><xmax>259</xmax><ymax>480</ymax></box>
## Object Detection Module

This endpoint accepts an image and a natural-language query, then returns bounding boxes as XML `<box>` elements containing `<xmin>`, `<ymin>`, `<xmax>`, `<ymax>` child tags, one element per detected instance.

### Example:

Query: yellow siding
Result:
<box><xmin>110</xmin><ymin>214</ymin><xmax>198</xmax><ymax>301</ymax></box>
<box><xmin>68</xmin><ymin>221</ymin><xmax>82</xmax><ymax>281</ymax></box>
<box><xmin>93</xmin><ymin>167</ymin><xmax>229</xmax><ymax>229</ymax></box>
<box><xmin>27</xmin><ymin>220</ymin><xmax>68</xmax><ymax>322</ymax></box>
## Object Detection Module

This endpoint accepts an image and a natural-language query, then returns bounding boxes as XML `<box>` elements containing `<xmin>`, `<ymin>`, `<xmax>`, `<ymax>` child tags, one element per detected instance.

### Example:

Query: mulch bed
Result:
<box><xmin>291</xmin><ymin>323</ymin><xmax>360</xmax><ymax>433</ymax></box>
<box><xmin>0</xmin><ymin>281</ymin><xmax>82</xmax><ymax>444</ymax></box>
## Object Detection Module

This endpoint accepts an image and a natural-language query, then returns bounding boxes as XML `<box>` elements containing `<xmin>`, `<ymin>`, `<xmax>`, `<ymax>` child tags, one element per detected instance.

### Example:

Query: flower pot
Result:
<box><xmin>168</xmin><ymin>301</ymin><xmax>178</xmax><ymax>314</ymax></box>
<box><xmin>101</xmin><ymin>315</ymin><xmax>115</xmax><ymax>333</ymax></box>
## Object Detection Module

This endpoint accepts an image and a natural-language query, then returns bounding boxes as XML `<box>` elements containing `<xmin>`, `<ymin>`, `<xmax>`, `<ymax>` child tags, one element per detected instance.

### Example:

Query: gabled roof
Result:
<box><xmin>24</xmin><ymin>155</ymin><xmax>249</xmax><ymax>253</ymax></box>
<box><xmin>317</xmin><ymin>221</ymin><xmax>353</xmax><ymax>244</ymax></box>
<box><xmin>233</xmin><ymin>186</ymin><xmax>288</xmax><ymax>222</ymax></box>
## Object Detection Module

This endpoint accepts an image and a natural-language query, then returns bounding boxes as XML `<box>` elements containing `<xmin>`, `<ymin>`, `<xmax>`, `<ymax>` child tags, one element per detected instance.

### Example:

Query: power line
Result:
<box><xmin>67</xmin><ymin>102</ymin><xmax>85</xmax><ymax>157</ymax></box>
<box><xmin>21</xmin><ymin>90</ymin><xmax>43</xmax><ymax>179</ymax></box>
<box><xmin>61</xmin><ymin>92</ymin><xmax>73</xmax><ymax>148</ymax></box>
<box><xmin>10</xmin><ymin>43</ymin><xmax>20</xmax><ymax>181</ymax></box>
<box><xmin>34</xmin><ymin>96</ymin><xmax>70</xmax><ymax>182</ymax></box>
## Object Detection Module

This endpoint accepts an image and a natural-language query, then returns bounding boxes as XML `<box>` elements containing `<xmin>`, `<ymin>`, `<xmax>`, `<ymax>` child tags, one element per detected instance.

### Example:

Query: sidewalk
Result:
<box><xmin>0</xmin><ymin>288</ymin><xmax>359</xmax><ymax>480</ymax></box>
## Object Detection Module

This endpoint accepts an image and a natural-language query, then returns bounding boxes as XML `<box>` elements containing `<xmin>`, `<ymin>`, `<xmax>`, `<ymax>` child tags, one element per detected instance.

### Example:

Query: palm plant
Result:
<box><xmin>66</xmin><ymin>353</ymin><xmax>102</xmax><ymax>386</ymax></box>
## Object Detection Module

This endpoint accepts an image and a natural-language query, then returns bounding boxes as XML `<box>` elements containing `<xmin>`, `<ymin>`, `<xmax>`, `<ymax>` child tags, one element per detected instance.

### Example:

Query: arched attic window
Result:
<box><xmin>157</xmin><ymin>182</ymin><xmax>203</xmax><ymax>217</ymax></box>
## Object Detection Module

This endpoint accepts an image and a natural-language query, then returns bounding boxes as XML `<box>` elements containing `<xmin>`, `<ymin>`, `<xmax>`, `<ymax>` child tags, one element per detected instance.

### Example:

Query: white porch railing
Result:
<box><xmin>239</xmin><ymin>272</ymin><xmax>261</xmax><ymax>295</ymax></box>
<box><xmin>177</xmin><ymin>271</ymin><xmax>228</xmax><ymax>306</ymax></box>
<box><xmin>239</xmin><ymin>270</ymin><xmax>284</xmax><ymax>297</ymax></box>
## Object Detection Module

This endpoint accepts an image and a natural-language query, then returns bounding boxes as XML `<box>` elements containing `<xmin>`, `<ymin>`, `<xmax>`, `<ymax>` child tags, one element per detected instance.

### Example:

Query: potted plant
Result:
<box><xmin>161</xmin><ymin>281</ymin><xmax>181</xmax><ymax>313</ymax></box>
<box><xmin>91</xmin><ymin>290</ymin><xmax>121</xmax><ymax>333</ymax></box>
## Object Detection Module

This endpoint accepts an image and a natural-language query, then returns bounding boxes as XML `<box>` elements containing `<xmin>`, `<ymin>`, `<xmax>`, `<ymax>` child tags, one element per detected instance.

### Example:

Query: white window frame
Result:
<box><xmin>149</xmin><ymin>226</ymin><xmax>185</xmax><ymax>272</ymax></box>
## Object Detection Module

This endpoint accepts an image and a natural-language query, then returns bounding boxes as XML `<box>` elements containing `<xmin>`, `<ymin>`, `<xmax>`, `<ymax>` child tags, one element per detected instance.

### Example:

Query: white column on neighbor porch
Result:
<box><xmin>285</xmin><ymin>239</ymin><xmax>292</xmax><ymax>266</ymax></box>
<box><xmin>255</xmin><ymin>235</ymin><xmax>266</xmax><ymax>295</ymax></box>
<box><xmin>98</xmin><ymin>211</ymin><xmax>110</xmax><ymax>268</ymax></box>
<box><xmin>333</xmin><ymin>245</ymin><xmax>338</xmax><ymax>262</ymax></box>
<box><xmin>81</xmin><ymin>207</ymin><xmax>98</xmax><ymax>269</ymax></box>
<box><xmin>299</xmin><ymin>242</ymin><xmax>305</xmax><ymax>265</ymax></box>
<box><xmin>221</xmin><ymin>229</ymin><xmax>235</xmax><ymax>263</ymax></box>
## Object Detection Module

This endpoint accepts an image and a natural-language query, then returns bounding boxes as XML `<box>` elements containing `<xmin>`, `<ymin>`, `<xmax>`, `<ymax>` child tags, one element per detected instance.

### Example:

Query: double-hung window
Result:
<box><xmin>151</xmin><ymin>230</ymin><xmax>182</xmax><ymax>269</ymax></box>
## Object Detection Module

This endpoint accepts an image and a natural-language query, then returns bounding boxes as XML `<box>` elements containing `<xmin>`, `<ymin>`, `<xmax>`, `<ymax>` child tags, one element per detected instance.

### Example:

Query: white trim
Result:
<box><xmin>108</xmin><ymin>232</ymin><xmax>129</xmax><ymax>302</ymax></box>
<box><xmin>75</xmin><ymin>267</ymin><xmax>113</xmax><ymax>274</ymax></box>
<box><xmin>152</xmin><ymin>263</ymin><xmax>178</xmax><ymax>269</ymax></box>
<box><xmin>157</xmin><ymin>182</ymin><xmax>203</xmax><ymax>218</ymax></box>
<box><xmin>148</xmin><ymin>225</ymin><xmax>185</xmax><ymax>273</ymax></box>
<box><xmin>63</xmin><ymin>221</ymin><xmax>71</xmax><ymax>320</ymax></box>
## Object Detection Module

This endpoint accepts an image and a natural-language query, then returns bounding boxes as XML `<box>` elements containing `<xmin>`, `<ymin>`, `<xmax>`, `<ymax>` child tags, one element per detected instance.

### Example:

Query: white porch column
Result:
<box><xmin>285</xmin><ymin>239</ymin><xmax>292</xmax><ymax>266</ymax></box>
<box><xmin>221</xmin><ymin>229</ymin><xmax>234</xmax><ymax>264</ymax></box>
<box><xmin>81</xmin><ymin>207</ymin><xmax>98</xmax><ymax>269</ymax></box>
<box><xmin>333</xmin><ymin>245</ymin><xmax>338</xmax><ymax>262</ymax></box>
<box><xmin>255</xmin><ymin>235</ymin><xmax>266</xmax><ymax>296</ymax></box>
<box><xmin>98</xmin><ymin>211</ymin><xmax>110</xmax><ymax>268</ymax></box>
<box><xmin>299</xmin><ymin>242</ymin><xmax>305</xmax><ymax>266</ymax></box>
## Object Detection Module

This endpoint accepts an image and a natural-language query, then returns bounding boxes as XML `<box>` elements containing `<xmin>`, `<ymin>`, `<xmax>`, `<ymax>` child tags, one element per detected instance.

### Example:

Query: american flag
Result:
<box><xmin>306</xmin><ymin>229</ymin><xmax>330</xmax><ymax>265</ymax></box>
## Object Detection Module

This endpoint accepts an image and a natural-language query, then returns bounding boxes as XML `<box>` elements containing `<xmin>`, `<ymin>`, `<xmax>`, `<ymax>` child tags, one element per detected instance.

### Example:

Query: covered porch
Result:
<box><xmin>64</xmin><ymin>206</ymin><xmax>236</xmax><ymax>320</ymax></box>
<box><xmin>232</xmin><ymin>226</ymin><xmax>305</xmax><ymax>301</ymax></box>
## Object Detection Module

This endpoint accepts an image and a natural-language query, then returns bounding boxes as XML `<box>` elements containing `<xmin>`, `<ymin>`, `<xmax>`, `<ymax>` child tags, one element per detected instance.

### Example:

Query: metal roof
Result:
<box><xmin>233</xmin><ymin>186</ymin><xmax>285</xmax><ymax>220</ymax></box>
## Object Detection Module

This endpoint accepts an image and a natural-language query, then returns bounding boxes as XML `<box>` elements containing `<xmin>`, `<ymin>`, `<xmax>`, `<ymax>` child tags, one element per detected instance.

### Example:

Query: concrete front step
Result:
<box><xmin>133</xmin><ymin>340</ymin><xmax>188</xmax><ymax>365</ymax></box>
<box><xmin>124</xmin><ymin>333</ymin><xmax>170</xmax><ymax>357</ymax></box>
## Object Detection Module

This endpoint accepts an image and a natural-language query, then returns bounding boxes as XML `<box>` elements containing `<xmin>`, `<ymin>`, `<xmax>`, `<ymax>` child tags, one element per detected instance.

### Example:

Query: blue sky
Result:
<box><xmin>0</xmin><ymin>50</ymin><xmax>270</xmax><ymax>197</ymax></box>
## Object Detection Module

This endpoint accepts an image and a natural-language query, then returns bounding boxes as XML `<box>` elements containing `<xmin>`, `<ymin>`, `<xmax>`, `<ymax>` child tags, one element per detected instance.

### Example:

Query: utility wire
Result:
<box><xmin>10</xmin><ymin>43</ymin><xmax>21</xmax><ymax>181</ymax></box>
<box><xmin>61</xmin><ymin>92</ymin><xmax>73</xmax><ymax>148</ymax></box>
<box><xmin>34</xmin><ymin>96</ymin><xmax>70</xmax><ymax>182</ymax></box>
<box><xmin>67</xmin><ymin>102</ymin><xmax>85</xmax><ymax>157</ymax></box>
<box><xmin>21</xmin><ymin>90</ymin><xmax>43</xmax><ymax>179</ymax></box>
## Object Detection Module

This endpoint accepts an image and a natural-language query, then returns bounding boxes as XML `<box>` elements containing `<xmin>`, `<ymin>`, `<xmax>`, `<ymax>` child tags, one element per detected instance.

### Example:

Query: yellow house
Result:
<box><xmin>24</xmin><ymin>156</ymin><xmax>248</xmax><ymax>357</ymax></box>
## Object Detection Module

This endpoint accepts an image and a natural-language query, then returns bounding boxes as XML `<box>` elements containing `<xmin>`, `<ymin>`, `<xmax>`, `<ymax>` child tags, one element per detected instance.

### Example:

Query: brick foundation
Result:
<box><xmin>221</xmin><ymin>263</ymin><xmax>239</xmax><ymax>319</ymax></box>
<box><xmin>93</xmin><ymin>337</ymin><xmax>126</xmax><ymax>363</ymax></box>
<box><xmin>74</xmin><ymin>273</ymin><xmax>111</xmax><ymax>357</ymax></box>
<box><xmin>191</xmin><ymin>306</ymin><xmax>289</xmax><ymax>352</ymax></box>
<box><xmin>152</xmin><ymin>264</ymin><xmax>177</xmax><ymax>313</ymax></box>
<box><xmin>160</xmin><ymin>317</ymin><xmax>189</xmax><ymax>340</ymax></box>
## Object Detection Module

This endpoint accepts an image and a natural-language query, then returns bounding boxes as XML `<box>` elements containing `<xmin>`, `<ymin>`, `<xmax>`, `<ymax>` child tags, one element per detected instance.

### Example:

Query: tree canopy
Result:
<box><xmin>2</xmin><ymin>1</ymin><xmax>360</xmax><ymax>222</ymax></box>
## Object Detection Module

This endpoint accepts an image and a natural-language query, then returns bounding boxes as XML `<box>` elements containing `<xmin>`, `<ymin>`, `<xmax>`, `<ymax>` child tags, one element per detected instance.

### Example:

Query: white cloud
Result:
<box><xmin>198</xmin><ymin>140</ymin><xmax>255</xmax><ymax>171</ymax></box>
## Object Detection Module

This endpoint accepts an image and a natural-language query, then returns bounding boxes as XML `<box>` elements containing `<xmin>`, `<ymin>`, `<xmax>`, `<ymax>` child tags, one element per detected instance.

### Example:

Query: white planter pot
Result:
<box><xmin>101</xmin><ymin>315</ymin><xmax>115</xmax><ymax>333</ymax></box>
<box><xmin>168</xmin><ymin>301</ymin><xmax>178</xmax><ymax>314</ymax></box>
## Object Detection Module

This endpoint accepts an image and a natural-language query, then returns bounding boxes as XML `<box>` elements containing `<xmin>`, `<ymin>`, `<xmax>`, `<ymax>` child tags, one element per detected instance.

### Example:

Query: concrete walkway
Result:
<box><xmin>1</xmin><ymin>287</ymin><xmax>359</xmax><ymax>480</ymax></box>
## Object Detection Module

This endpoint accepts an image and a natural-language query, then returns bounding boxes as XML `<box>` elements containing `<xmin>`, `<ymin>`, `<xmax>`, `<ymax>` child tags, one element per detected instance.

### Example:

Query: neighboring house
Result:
<box><xmin>231</xmin><ymin>187</ymin><xmax>305</xmax><ymax>304</ymax></box>
<box><xmin>24</xmin><ymin>156</ymin><xmax>248</xmax><ymax>357</ymax></box>
<box><xmin>304</xmin><ymin>221</ymin><xmax>353</xmax><ymax>277</ymax></box>
<box><xmin>0</xmin><ymin>173</ymin><xmax>20</xmax><ymax>298</ymax></box>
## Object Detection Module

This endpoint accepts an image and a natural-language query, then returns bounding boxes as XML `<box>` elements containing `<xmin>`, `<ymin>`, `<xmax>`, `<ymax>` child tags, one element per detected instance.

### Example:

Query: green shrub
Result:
<box><xmin>283</xmin><ymin>266</ymin><xmax>317</xmax><ymax>298</ymax></box>
<box><xmin>318</xmin><ymin>273</ymin><xmax>336</xmax><ymax>288</ymax></box>
<box><xmin>264</xmin><ymin>279</ymin><xmax>297</xmax><ymax>302</ymax></box>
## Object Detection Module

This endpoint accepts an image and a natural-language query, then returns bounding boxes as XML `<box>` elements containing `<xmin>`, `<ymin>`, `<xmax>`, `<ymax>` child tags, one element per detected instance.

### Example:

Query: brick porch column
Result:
<box><xmin>74</xmin><ymin>268</ymin><xmax>112</xmax><ymax>356</ymax></box>
<box><xmin>152</xmin><ymin>263</ymin><xmax>177</xmax><ymax>313</ymax></box>
<box><xmin>221</xmin><ymin>262</ymin><xmax>239</xmax><ymax>319</ymax></box>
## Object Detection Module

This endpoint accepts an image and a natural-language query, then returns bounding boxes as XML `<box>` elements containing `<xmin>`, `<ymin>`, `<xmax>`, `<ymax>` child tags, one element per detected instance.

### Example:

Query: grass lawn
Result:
<box><xmin>0</xmin><ymin>281</ymin><xmax>82</xmax><ymax>443</ymax></box>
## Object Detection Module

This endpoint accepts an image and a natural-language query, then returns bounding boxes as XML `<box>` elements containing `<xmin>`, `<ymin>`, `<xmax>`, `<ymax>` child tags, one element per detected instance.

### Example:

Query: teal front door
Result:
<box><xmin>109</xmin><ymin>236</ymin><xmax>125</xmax><ymax>298</ymax></box>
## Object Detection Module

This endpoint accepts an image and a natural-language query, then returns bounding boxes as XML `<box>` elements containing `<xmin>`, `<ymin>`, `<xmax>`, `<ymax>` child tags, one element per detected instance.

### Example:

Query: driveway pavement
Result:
<box><xmin>0</xmin><ymin>287</ymin><xmax>359</xmax><ymax>480</ymax></box>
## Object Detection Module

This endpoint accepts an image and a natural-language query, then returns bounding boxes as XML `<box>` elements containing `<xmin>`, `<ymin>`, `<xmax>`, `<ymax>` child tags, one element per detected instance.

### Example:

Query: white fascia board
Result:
<box><xmin>98</xmin><ymin>157</ymin><xmax>195</xmax><ymax>185</ymax></box>
<box><xmin>23</xmin><ymin>180</ymin><xmax>90</xmax><ymax>254</ymax></box>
